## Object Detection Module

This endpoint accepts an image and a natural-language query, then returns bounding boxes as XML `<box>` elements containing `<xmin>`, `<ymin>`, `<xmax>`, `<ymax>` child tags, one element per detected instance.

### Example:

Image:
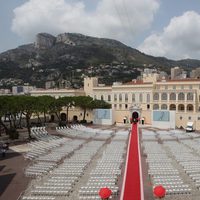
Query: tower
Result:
<box><xmin>84</xmin><ymin>77</ymin><xmax>98</xmax><ymax>96</ymax></box>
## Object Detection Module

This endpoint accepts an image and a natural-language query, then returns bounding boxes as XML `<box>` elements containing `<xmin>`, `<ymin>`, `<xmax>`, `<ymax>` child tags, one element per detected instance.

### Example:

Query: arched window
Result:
<box><xmin>161</xmin><ymin>104</ymin><xmax>167</xmax><ymax>110</ymax></box>
<box><xmin>153</xmin><ymin>104</ymin><xmax>159</xmax><ymax>110</ymax></box>
<box><xmin>153</xmin><ymin>93</ymin><xmax>159</xmax><ymax>101</ymax></box>
<box><xmin>169</xmin><ymin>104</ymin><xmax>176</xmax><ymax>110</ymax></box>
<box><xmin>139</xmin><ymin>93</ymin><xmax>143</xmax><ymax>102</ymax></box>
<box><xmin>125</xmin><ymin>94</ymin><xmax>128</xmax><ymax>102</ymax></box>
<box><xmin>161</xmin><ymin>93</ymin><xmax>167</xmax><ymax>100</ymax></box>
<box><xmin>187</xmin><ymin>104</ymin><xmax>194</xmax><ymax>111</ymax></box>
<box><xmin>119</xmin><ymin>94</ymin><xmax>122</xmax><ymax>102</ymax></box>
<box><xmin>101</xmin><ymin>95</ymin><xmax>104</xmax><ymax>101</ymax></box>
<box><xmin>114</xmin><ymin>94</ymin><xmax>117</xmax><ymax>101</ymax></box>
<box><xmin>187</xmin><ymin>93</ymin><xmax>193</xmax><ymax>101</ymax></box>
<box><xmin>170</xmin><ymin>93</ymin><xmax>176</xmax><ymax>100</ymax></box>
<box><xmin>178</xmin><ymin>93</ymin><xmax>185</xmax><ymax>100</ymax></box>
<box><xmin>178</xmin><ymin>104</ymin><xmax>184</xmax><ymax>111</ymax></box>
<box><xmin>108</xmin><ymin>95</ymin><xmax>111</xmax><ymax>101</ymax></box>
<box><xmin>147</xmin><ymin>94</ymin><xmax>150</xmax><ymax>103</ymax></box>
<box><xmin>132</xmin><ymin>94</ymin><xmax>135</xmax><ymax>102</ymax></box>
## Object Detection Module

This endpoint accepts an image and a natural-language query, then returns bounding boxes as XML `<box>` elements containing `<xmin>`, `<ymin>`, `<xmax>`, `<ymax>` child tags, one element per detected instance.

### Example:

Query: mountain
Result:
<box><xmin>0</xmin><ymin>32</ymin><xmax>200</xmax><ymax>88</ymax></box>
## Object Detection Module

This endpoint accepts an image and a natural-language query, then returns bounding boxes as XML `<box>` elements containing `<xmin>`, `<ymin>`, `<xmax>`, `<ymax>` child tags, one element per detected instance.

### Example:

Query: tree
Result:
<box><xmin>74</xmin><ymin>96</ymin><xmax>94</xmax><ymax>121</ymax></box>
<box><xmin>49</xmin><ymin>97</ymin><xmax>63</xmax><ymax>122</ymax></box>
<box><xmin>0</xmin><ymin>96</ymin><xmax>9</xmax><ymax>134</ymax></box>
<box><xmin>20</xmin><ymin>96</ymin><xmax>38</xmax><ymax>139</ymax></box>
<box><xmin>35</xmin><ymin>96</ymin><xmax>55</xmax><ymax>124</ymax></box>
<box><xmin>74</xmin><ymin>96</ymin><xmax>111</xmax><ymax>122</ymax></box>
<box><xmin>90</xmin><ymin>99</ymin><xmax>111</xmax><ymax>109</ymax></box>
<box><xmin>58</xmin><ymin>96</ymin><xmax>75</xmax><ymax>123</ymax></box>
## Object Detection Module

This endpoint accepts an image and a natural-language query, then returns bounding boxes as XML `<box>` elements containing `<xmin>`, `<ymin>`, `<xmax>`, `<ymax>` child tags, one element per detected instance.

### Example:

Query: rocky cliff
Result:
<box><xmin>35</xmin><ymin>33</ymin><xmax>56</xmax><ymax>49</ymax></box>
<box><xmin>0</xmin><ymin>32</ymin><xmax>200</xmax><ymax>88</ymax></box>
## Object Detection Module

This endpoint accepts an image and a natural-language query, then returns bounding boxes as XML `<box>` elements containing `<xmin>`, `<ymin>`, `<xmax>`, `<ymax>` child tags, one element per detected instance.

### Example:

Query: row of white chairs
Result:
<box><xmin>25</xmin><ymin>139</ymin><xmax>84</xmax><ymax>177</ymax></box>
<box><xmin>22</xmin><ymin>138</ymin><xmax>106</xmax><ymax>199</ymax></box>
<box><xmin>79</xmin><ymin>132</ymin><xmax>129</xmax><ymax>199</ymax></box>
<box><xmin>142</xmin><ymin>134</ymin><xmax>191</xmax><ymax>196</ymax></box>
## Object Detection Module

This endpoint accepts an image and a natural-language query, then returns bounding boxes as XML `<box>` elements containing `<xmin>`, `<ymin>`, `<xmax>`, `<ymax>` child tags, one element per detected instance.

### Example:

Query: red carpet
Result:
<box><xmin>121</xmin><ymin>123</ymin><xmax>143</xmax><ymax>200</ymax></box>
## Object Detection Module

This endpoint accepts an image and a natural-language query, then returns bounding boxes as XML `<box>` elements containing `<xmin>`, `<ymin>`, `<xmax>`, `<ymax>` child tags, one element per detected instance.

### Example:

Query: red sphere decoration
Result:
<box><xmin>153</xmin><ymin>185</ymin><xmax>166</xmax><ymax>198</ymax></box>
<box><xmin>99</xmin><ymin>187</ymin><xmax>112</xmax><ymax>199</ymax></box>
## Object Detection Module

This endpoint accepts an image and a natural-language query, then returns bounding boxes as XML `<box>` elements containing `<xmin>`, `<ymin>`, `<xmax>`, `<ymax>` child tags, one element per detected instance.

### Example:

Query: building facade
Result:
<box><xmin>84</xmin><ymin>76</ymin><xmax>200</xmax><ymax>130</ymax></box>
<box><xmin>31</xmin><ymin>75</ymin><xmax>200</xmax><ymax>130</ymax></box>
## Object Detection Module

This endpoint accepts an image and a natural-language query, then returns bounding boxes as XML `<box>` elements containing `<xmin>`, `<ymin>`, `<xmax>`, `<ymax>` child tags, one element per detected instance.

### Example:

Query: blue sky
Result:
<box><xmin>1</xmin><ymin>0</ymin><xmax>200</xmax><ymax>60</ymax></box>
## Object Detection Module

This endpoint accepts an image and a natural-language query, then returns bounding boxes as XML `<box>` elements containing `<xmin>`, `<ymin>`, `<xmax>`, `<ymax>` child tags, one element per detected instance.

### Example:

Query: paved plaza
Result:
<box><xmin>1</xmin><ymin>125</ymin><xmax>200</xmax><ymax>200</ymax></box>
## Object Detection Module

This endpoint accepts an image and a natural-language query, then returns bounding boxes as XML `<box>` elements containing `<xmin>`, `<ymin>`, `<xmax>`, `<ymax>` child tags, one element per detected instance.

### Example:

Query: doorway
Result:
<box><xmin>132</xmin><ymin>111</ymin><xmax>139</xmax><ymax>123</ymax></box>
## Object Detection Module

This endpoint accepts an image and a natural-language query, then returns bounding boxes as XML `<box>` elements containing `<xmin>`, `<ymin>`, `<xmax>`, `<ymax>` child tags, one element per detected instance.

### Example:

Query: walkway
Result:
<box><xmin>121</xmin><ymin>123</ymin><xmax>144</xmax><ymax>200</ymax></box>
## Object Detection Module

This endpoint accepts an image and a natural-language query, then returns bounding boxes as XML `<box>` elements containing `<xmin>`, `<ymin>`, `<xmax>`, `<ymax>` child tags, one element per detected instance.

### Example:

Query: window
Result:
<box><xmin>132</xmin><ymin>94</ymin><xmax>135</xmax><ymax>102</ymax></box>
<box><xmin>161</xmin><ymin>93</ymin><xmax>167</xmax><ymax>100</ymax></box>
<box><xmin>108</xmin><ymin>95</ymin><xmax>111</xmax><ymax>101</ymax></box>
<box><xmin>189</xmin><ymin>85</ymin><xmax>193</xmax><ymax>89</ymax></box>
<box><xmin>153</xmin><ymin>93</ymin><xmax>159</xmax><ymax>101</ymax></box>
<box><xmin>178</xmin><ymin>93</ymin><xmax>185</xmax><ymax>100</ymax></box>
<box><xmin>94</xmin><ymin>95</ymin><xmax>96</xmax><ymax>99</ymax></box>
<box><xmin>119</xmin><ymin>94</ymin><xmax>122</xmax><ymax>102</ymax></box>
<box><xmin>119</xmin><ymin>104</ymin><xmax>122</xmax><ymax>109</ymax></box>
<box><xmin>101</xmin><ymin>95</ymin><xmax>104</xmax><ymax>101</ymax></box>
<box><xmin>125</xmin><ymin>94</ymin><xmax>128</xmax><ymax>102</ymax></box>
<box><xmin>187</xmin><ymin>93</ymin><xmax>193</xmax><ymax>101</ymax></box>
<box><xmin>188</xmin><ymin>116</ymin><xmax>191</xmax><ymax>120</ymax></box>
<box><xmin>170</xmin><ymin>93</ymin><xmax>176</xmax><ymax>100</ymax></box>
<box><xmin>114</xmin><ymin>104</ymin><xmax>117</xmax><ymax>109</ymax></box>
<box><xmin>165</xmin><ymin>85</ymin><xmax>168</xmax><ymax>90</ymax></box>
<box><xmin>181</xmin><ymin>85</ymin><xmax>184</xmax><ymax>90</ymax></box>
<box><xmin>125</xmin><ymin>104</ymin><xmax>128</xmax><ymax>109</ymax></box>
<box><xmin>161</xmin><ymin>104</ymin><xmax>167</xmax><ymax>110</ymax></box>
<box><xmin>153</xmin><ymin>104</ymin><xmax>159</xmax><ymax>110</ymax></box>
<box><xmin>180</xmin><ymin>116</ymin><xmax>182</xmax><ymax>120</ymax></box>
<box><xmin>198</xmin><ymin>117</ymin><xmax>200</xmax><ymax>120</ymax></box>
<box><xmin>147</xmin><ymin>94</ymin><xmax>150</xmax><ymax>103</ymax></box>
<box><xmin>173</xmin><ymin>85</ymin><xmax>176</xmax><ymax>90</ymax></box>
<box><xmin>187</xmin><ymin>104</ymin><xmax>194</xmax><ymax>111</ymax></box>
<box><xmin>147</xmin><ymin>104</ymin><xmax>150</xmax><ymax>109</ymax></box>
<box><xmin>114</xmin><ymin>94</ymin><xmax>117</xmax><ymax>101</ymax></box>
<box><xmin>169</xmin><ymin>104</ymin><xmax>176</xmax><ymax>110</ymax></box>
<box><xmin>178</xmin><ymin>104</ymin><xmax>184</xmax><ymax>111</ymax></box>
<box><xmin>139</xmin><ymin>93</ymin><xmax>143</xmax><ymax>102</ymax></box>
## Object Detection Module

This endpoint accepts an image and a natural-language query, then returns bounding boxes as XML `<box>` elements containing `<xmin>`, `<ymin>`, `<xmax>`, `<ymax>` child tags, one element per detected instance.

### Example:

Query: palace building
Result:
<box><xmin>31</xmin><ymin>73</ymin><xmax>200</xmax><ymax>130</ymax></box>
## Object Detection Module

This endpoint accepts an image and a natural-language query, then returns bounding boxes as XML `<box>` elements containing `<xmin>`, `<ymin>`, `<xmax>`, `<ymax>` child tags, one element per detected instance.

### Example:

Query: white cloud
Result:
<box><xmin>139</xmin><ymin>11</ymin><xmax>200</xmax><ymax>60</ymax></box>
<box><xmin>11</xmin><ymin>0</ymin><xmax>159</xmax><ymax>45</ymax></box>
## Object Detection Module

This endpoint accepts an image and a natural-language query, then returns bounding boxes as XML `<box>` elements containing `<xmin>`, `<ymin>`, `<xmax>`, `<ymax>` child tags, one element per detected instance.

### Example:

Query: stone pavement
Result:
<box><xmin>0</xmin><ymin>150</ymin><xmax>30</xmax><ymax>200</ymax></box>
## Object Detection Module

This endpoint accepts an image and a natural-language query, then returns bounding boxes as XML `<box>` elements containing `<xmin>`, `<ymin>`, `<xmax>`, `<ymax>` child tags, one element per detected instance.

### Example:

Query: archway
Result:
<box><xmin>132</xmin><ymin>111</ymin><xmax>139</xmax><ymax>123</ymax></box>
<box><xmin>50</xmin><ymin>115</ymin><xmax>55</xmax><ymax>122</ymax></box>
<box><xmin>73</xmin><ymin>115</ymin><xmax>78</xmax><ymax>122</ymax></box>
<box><xmin>60</xmin><ymin>113</ymin><xmax>67</xmax><ymax>121</ymax></box>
